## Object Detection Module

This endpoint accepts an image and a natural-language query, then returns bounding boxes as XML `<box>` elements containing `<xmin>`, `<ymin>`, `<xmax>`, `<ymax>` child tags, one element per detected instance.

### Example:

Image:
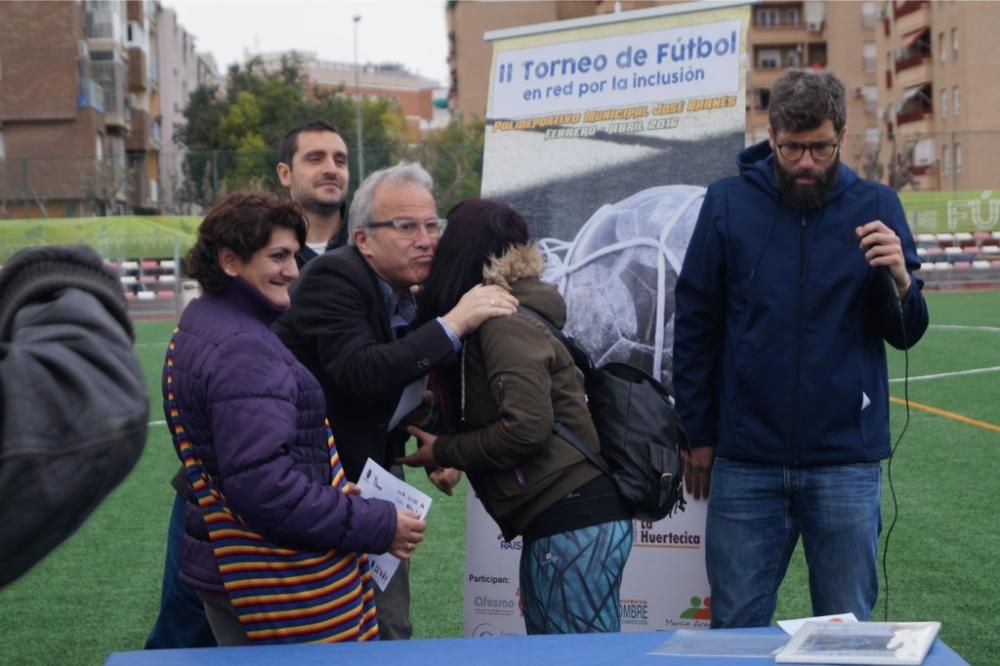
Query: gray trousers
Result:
<box><xmin>196</xmin><ymin>591</ymin><xmax>250</xmax><ymax>647</ymax></box>
<box><xmin>373</xmin><ymin>464</ymin><xmax>413</xmax><ymax>640</ymax></box>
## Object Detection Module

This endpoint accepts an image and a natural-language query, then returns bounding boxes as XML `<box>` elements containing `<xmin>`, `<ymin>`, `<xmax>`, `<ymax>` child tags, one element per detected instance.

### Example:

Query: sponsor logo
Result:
<box><xmin>618</xmin><ymin>598</ymin><xmax>649</xmax><ymax>626</ymax></box>
<box><xmin>470</xmin><ymin>622</ymin><xmax>518</xmax><ymax>637</ymax></box>
<box><xmin>497</xmin><ymin>533</ymin><xmax>522</xmax><ymax>550</ymax></box>
<box><xmin>633</xmin><ymin>521</ymin><xmax>702</xmax><ymax>548</ymax></box>
<box><xmin>676</xmin><ymin>595</ymin><xmax>712</xmax><ymax>624</ymax></box>
<box><xmin>474</xmin><ymin>594</ymin><xmax>518</xmax><ymax>617</ymax></box>
<box><xmin>468</xmin><ymin>573</ymin><xmax>511</xmax><ymax>586</ymax></box>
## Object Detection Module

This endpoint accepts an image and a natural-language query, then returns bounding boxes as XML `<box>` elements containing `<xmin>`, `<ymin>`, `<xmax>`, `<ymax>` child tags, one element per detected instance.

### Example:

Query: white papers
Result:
<box><xmin>648</xmin><ymin>629</ymin><xmax>790</xmax><ymax>658</ymax></box>
<box><xmin>775</xmin><ymin>621</ymin><xmax>941</xmax><ymax>665</ymax></box>
<box><xmin>388</xmin><ymin>378</ymin><xmax>427</xmax><ymax>431</ymax></box>
<box><xmin>355</xmin><ymin>459</ymin><xmax>432</xmax><ymax>590</ymax></box>
<box><xmin>778</xmin><ymin>612</ymin><xmax>858</xmax><ymax>636</ymax></box>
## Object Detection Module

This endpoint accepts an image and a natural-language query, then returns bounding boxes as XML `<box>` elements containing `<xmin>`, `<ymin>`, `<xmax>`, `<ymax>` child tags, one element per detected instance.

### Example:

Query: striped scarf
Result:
<box><xmin>164</xmin><ymin>331</ymin><xmax>379</xmax><ymax>644</ymax></box>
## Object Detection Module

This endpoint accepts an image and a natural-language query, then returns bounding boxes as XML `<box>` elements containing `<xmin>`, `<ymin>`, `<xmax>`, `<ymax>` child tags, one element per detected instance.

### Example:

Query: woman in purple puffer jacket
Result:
<box><xmin>166</xmin><ymin>192</ymin><xmax>426</xmax><ymax>646</ymax></box>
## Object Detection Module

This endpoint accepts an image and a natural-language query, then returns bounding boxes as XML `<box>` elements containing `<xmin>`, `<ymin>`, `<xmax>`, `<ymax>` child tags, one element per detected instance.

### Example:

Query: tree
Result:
<box><xmin>175</xmin><ymin>55</ymin><xmax>407</xmax><ymax>207</ymax></box>
<box><xmin>403</xmin><ymin>116</ymin><xmax>485</xmax><ymax>214</ymax></box>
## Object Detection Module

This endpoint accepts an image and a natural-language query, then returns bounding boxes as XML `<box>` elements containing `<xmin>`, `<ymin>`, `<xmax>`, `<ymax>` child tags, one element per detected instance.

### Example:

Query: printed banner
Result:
<box><xmin>899</xmin><ymin>191</ymin><xmax>1000</xmax><ymax>233</ymax></box>
<box><xmin>466</xmin><ymin>2</ymin><xmax>752</xmax><ymax>636</ymax></box>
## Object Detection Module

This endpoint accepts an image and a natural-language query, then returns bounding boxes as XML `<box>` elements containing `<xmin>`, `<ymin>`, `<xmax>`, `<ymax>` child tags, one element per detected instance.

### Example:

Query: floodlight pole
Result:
<box><xmin>353</xmin><ymin>15</ymin><xmax>365</xmax><ymax>181</ymax></box>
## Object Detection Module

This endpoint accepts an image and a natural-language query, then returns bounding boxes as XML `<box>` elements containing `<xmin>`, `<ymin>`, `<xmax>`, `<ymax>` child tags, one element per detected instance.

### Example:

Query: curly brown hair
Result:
<box><xmin>185</xmin><ymin>192</ymin><xmax>307</xmax><ymax>292</ymax></box>
<box><xmin>768</xmin><ymin>69</ymin><xmax>847</xmax><ymax>135</ymax></box>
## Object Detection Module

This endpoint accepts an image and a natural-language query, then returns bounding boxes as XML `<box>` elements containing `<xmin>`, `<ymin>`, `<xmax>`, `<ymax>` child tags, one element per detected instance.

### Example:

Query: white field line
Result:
<box><xmin>929</xmin><ymin>324</ymin><xmax>1000</xmax><ymax>333</ymax></box>
<box><xmin>888</xmin><ymin>324</ymin><xmax>1000</xmax><ymax>383</ymax></box>
<box><xmin>889</xmin><ymin>366</ymin><xmax>1000</xmax><ymax>384</ymax></box>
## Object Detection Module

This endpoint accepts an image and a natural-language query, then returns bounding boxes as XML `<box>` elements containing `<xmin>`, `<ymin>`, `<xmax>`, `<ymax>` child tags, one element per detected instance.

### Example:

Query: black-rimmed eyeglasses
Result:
<box><xmin>366</xmin><ymin>218</ymin><xmax>447</xmax><ymax>238</ymax></box>
<box><xmin>776</xmin><ymin>141</ymin><xmax>839</xmax><ymax>162</ymax></box>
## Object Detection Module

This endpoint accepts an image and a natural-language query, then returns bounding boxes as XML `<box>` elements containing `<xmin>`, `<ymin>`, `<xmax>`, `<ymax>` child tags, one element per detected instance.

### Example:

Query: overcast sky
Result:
<box><xmin>165</xmin><ymin>0</ymin><xmax>451</xmax><ymax>84</ymax></box>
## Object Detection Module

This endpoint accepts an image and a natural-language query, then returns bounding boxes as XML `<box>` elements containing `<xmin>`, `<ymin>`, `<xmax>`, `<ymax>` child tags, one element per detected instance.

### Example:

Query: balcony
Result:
<box><xmin>128</xmin><ymin>49</ymin><xmax>147</xmax><ymax>92</ymax></box>
<box><xmin>77</xmin><ymin>77</ymin><xmax>105</xmax><ymax>113</ymax></box>
<box><xmin>127</xmin><ymin>109</ymin><xmax>148</xmax><ymax>151</ymax></box>
<box><xmin>85</xmin><ymin>2</ymin><xmax>123</xmax><ymax>47</ymax></box>
<box><xmin>90</xmin><ymin>60</ymin><xmax>130</xmax><ymax>130</ymax></box>
<box><xmin>893</xmin><ymin>1</ymin><xmax>927</xmax><ymax>21</ymax></box>
<box><xmin>896</xmin><ymin>83</ymin><xmax>932</xmax><ymax>126</ymax></box>
<box><xmin>125</xmin><ymin>20</ymin><xmax>147</xmax><ymax>52</ymax></box>
<box><xmin>895</xmin><ymin>29</ymin><xmax>931</xmax><ymax>80</ymax></box>
<box><xmin>150</xmin><ymin>120</ymin><xmax>161</xmax><ymax>149</ymax></box>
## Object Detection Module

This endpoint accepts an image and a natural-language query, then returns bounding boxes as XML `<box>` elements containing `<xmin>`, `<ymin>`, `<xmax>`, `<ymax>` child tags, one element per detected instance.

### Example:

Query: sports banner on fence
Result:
<box><xmin>464</xmin><ymin>1</ymin><xmax>752</xmax><ymax>636</ymax></box>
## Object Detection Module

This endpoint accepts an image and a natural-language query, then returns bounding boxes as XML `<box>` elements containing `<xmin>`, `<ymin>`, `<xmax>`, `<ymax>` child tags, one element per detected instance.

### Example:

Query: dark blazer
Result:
<box><xmin>275</xmin><ymin>245</ymin><xmax>455</xmax><ymax>481</ymax></box>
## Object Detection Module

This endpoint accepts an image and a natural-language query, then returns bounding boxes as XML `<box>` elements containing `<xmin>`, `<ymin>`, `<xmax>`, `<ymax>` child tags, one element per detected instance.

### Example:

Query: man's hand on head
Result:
<box><xmin>440</xmin><ymin>284</ymin><xmax>518</xmax><ymax>337</ymax></box>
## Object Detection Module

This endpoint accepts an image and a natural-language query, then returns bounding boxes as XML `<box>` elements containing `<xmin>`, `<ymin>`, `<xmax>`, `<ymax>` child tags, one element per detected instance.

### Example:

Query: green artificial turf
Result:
<box><xmin>0</xmin><ymin>291</ymin><xmax>996</xmax><ymax>665</ymax></box>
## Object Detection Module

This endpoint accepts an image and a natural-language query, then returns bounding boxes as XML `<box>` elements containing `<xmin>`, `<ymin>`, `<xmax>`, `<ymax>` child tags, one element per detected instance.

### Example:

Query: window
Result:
<box><xmin>757</xmin><ymin>8</ymin><xmax>779</xmax><ymax>27</ymax></box>
<box><xmin>864</xmin><ymin>86</ymin><xmax>879</xmax><ymax>114</ymax></box>
<box><xmin>0</xmin><ymin>129</ymin><xmax>5</xmax><ymax>161</ymax></box>
<box><xmin>913</xmin><ymin>137</ymin><xmax>936</xmax><ymax>167</ymax></box>
<box><xmin>951</xmin><ymin>28</ymin><xmax>958</xmax><ymax>59</ymax></box>
<box><xmin>953</xmin><ymin>86</ymin><xmax>960</xmax><ymax>115</ymax></box>
<box><xmin>938</xmin><ymin>32</ymin><xmax>947</xmax><ymax>62</ymax></box>
<box><xmin>755</xmin><ymin>88</ymin><xmax>771</xmax><ymax>110</ymax></box>
<box><xmin>865</xmin><ymin>127</ymin><xmax>881</xmax><ymax>153</ymax></box>
<box><xmin>787</xmin><ymin>8</ymin><xmax>800</xmax><ymax>26</ymax></box>
<box><xmin>786</xmin><ymin>50</ymin><xmax>801</xmax><ymax>67</ymax></box>
<box><xmin>757</xmin><ymin>48</ymin><xmax>781</xmax><ymax>69</ymax></box>
<box><xmin>941</xmin><ymin>89</ymin><xmax>948</xmax><ymax>116</ymax></box>
<box><xmin>95</xmin><ymin>134</ymin><xmax>103</xmax><ymax>161</ymax></box>
<box><xmin>954</xmin><ymin>143</ymin><xmax>962</xmax><ymax>174</ymax></box>
<box><xmin>864</xmin><ymin>42</ymin><xmax>877</xmax><ymax>72</ymax></box>
<box><xmin>941</xmin><ymin>144</ymin><xmax>950</xmax><ymax>175</ymax></box>
<box><xmin>862</xmin><ymin>1</ymin><xmax>877</xmax><ymax>29</ymax></box>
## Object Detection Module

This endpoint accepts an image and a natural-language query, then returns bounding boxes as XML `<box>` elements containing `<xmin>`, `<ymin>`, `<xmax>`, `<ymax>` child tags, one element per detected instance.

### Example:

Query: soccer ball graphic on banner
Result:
<box><xmin>540</xmin><ymin>185</ymin><xmax>706</xmax><ymax>392</ymax></box>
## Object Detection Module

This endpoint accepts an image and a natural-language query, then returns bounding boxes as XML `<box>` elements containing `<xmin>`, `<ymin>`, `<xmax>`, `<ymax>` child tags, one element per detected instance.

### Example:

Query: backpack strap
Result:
<box><xmin>517</xmin><ymin>305</ymin><xmax>593</xmax><ymax>372</ymax></box>
<box><xmin>517</xmin><ymin>305</ymin><xmax>613</xmax><ymax>479</ymax></box>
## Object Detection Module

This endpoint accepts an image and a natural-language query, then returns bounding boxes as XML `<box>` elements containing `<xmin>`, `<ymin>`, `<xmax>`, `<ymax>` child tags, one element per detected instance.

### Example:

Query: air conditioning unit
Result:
<box><xmin>807</xmin><ymin>20</ymin><xmax>824</xmax><ymax>32</ymax></box>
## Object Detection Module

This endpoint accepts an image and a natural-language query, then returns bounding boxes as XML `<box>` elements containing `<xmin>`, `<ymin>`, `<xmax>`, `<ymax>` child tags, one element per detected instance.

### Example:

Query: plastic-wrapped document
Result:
<box><xmin>775</xmin><ymin>621</ymin><xmax>941</xmax><ymax>665</ymax></box>
<box><xmin>648</xmin><ymin>629</ymin><xmax>789</xmax><ymax>658</ymax></box>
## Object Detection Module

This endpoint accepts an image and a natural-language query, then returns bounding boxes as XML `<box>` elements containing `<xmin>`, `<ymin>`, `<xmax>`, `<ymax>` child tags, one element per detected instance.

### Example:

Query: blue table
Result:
<box><xmin>106</xmin><ymin>627</ymin><xmax>968</xmax><ymax>665</ymax></box>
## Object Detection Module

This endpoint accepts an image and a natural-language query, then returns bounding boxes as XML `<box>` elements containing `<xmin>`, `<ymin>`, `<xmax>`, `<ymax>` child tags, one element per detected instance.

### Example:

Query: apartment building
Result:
<box><xmin>876</xmin><ymin>0</ymin><xmax>1000</xmax><ymax>191</ymax></box>
<box><xmin>446</xmin><ymin>0</ymin><xmax>997</xmax><ymax>190</ymax></box>
<box><xmin>446</xmin><ymin>0</ymin><xmax>596</xmax><ymax>119</ymax></box>
<box><xmin>255</xmin><ymin>51</ymin><xmax>445</xmax><ymax>139</ymax></box>
<box><xmin>0</xmin><ymin>0</ymin><xmax>213</xmax><ymax>218</ymax></box>
<box><xmin>0</xmin><ymin>0</ymin><xmax>112</xmax><ymax>218</ymax></box>
<box><xmin>157</xmin><ymin>6</ymin><xmax>219</xmax><ymax>213</ymax></box>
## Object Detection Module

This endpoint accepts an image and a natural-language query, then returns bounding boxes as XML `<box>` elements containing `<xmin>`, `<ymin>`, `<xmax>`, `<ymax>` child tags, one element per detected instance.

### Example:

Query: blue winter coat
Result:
<box><xmin>167</xmin><ymin>278</ymin><xmax>397</xmax><ymax>592</ymax></box>
<box><xmin>674</xmin><ymin>141</ymin><xmax>929</xmax><ymax>466</ymax></box>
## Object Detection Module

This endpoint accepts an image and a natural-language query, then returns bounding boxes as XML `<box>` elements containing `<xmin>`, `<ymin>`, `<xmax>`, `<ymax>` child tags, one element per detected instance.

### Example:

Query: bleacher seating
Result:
<box><xmin>112</xmin><ymin>257</ymin><xmax>180</xmax><ymax>317</ymax></box>
<box><xmin>911</xmin><ymin>232</ymin><xmax>1000</xmax><ymax>288</ymax></box>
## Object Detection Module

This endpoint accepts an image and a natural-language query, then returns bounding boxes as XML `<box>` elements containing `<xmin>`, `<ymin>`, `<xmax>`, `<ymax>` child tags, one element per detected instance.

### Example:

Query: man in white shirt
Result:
<box><xmin>276</xmin><ymin>120</ymin><xmax>351</xmax><ymax>266</ymax></box>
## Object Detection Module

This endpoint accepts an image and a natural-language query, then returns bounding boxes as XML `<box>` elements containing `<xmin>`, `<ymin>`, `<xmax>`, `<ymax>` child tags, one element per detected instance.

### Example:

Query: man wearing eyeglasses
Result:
<box><xmin>275</xmin><ymin>162</ymin><xmax>517</xmax><ymax>639</ymax></box>
<box><xmin>674</xmin><ymin>69</ymin><xmax>928</xmax><ymax>629</ymax></box>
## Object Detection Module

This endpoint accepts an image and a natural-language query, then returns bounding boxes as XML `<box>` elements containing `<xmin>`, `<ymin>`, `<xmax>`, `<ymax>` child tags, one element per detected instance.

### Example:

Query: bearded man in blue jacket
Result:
<box><xmin>674</xmin><ymin>69</ymin><xmax>928</xmax><ymax>628</ymax></box>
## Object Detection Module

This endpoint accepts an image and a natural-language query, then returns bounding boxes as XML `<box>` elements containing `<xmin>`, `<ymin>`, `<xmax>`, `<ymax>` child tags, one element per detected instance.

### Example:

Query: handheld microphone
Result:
<box><xmin>879</xmin><ymin>266</ymin><xmax>903</xmax><ymax>317</ymax></box>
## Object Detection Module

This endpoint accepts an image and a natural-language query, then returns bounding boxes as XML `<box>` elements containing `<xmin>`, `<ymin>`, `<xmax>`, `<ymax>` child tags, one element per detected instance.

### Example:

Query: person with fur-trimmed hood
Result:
<box><xmin>398</xmin><ymin>198</ymin><xmax>633</xmax><ymax>635</ymax></box>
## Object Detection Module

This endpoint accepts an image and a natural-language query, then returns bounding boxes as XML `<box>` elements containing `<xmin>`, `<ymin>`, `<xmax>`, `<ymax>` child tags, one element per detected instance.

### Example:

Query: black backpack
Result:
<box><xmin>520</xmin><ymin>306</ymin><xmax>687</xmax><ymax>522</ymax></box>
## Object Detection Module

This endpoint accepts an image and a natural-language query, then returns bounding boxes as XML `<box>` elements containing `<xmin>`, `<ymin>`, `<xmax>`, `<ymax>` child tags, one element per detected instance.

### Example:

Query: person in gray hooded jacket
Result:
<box><xmin>0</xmin><ymin>244</ymin><xmax>148</xmax><ymax>588</ymax></box>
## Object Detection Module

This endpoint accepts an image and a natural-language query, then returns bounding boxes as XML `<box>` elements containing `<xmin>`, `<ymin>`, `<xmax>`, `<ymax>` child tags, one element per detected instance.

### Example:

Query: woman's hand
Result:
<box><xmin>428</xmin><ymin>467</ymin><xmax>462</xmax><ymax>496</ymax></box>
<box><xmin>389</xmin><ymin>509</ymin><xmax>426</xmax><ymax>560</ymax></box>
<box><xmin>396</xmin><ymin>426</ymin><xmax>438</xmax><ymax>468</ymax></box>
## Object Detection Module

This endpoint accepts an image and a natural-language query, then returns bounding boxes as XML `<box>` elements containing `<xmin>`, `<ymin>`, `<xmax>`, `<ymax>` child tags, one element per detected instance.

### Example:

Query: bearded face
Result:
<box><xmin>769</xmin><ymin>120</ymin><xmax>843</xmax><ymax>212</ymax></box>
<box><xmin>774</xmin><ymin>151</ymin><xmax>840</xmax><ymax>212</ymax></box>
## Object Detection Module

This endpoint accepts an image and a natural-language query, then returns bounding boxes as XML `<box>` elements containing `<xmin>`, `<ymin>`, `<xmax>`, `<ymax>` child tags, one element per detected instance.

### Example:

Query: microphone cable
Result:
<box><xmin>881</xmin><ymin>280</ymin><xmax>910</xmax><ymax>622</ymax></box>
